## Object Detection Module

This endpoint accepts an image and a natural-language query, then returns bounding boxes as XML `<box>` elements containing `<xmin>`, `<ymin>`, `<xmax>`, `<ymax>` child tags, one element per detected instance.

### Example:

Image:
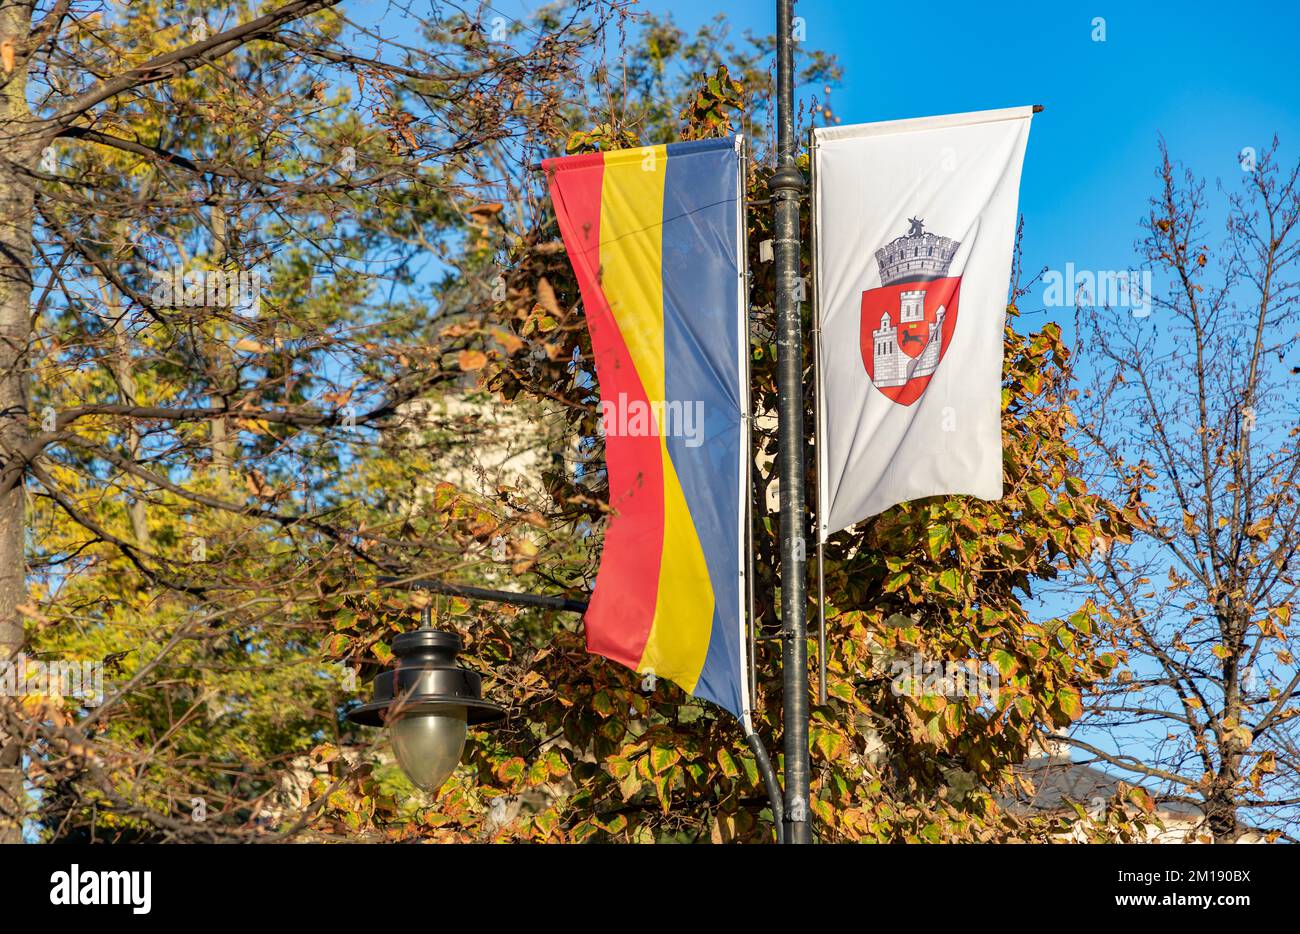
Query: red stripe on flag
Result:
<box><xmin>544</xmin><ymin>154</ymin><xmax>665</xmax><ymax>671</ymax></box>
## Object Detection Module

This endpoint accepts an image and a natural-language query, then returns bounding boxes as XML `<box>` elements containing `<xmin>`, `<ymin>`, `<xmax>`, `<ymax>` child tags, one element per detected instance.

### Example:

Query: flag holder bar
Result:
<box><xmin>740</xmin><ymin>136</ymin><xmax>760</xmax><ymax>711</ymax></box>
<box><xmin>740</xmin><ymin>136</ymin><xmax>785</xmax><ymax>844</ymax></box>
<box><xmin>809</xmin><ymin>125</ymin><xmax>828</xmax><ymax>706</ymax></box>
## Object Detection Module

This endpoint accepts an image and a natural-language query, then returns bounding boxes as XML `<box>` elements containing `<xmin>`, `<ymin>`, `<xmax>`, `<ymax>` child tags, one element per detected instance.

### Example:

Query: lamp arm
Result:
<box><xmin>377</xmin><ymin>576</ymin><xmax>589</xmax><ymax>615</ymax></box>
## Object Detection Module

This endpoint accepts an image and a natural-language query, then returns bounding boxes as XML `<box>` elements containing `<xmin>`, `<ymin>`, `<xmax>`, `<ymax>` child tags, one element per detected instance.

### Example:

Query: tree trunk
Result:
<box><xmin>1206</xmin><ymin>787</ymin><xmax>1240</xmax><ymax>843</ymax></box>
<box><xmin>0</xmin><ymin>0</ymin><xmax>36</xmax><ymax>843</ymax></box>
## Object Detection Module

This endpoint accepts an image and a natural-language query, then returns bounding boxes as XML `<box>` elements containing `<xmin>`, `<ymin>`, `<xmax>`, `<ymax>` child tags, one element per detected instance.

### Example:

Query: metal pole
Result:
<box><xmin>771</xmin><ymin>0</ymin><xmax>810</xmax><ymax>844</ymax></box>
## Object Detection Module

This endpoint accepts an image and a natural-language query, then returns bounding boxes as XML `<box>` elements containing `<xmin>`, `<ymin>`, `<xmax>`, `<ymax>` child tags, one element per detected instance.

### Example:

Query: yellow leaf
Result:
<box><xmin>535</xmin><ymin>276</ymin><xmax>560</xmax><ymax>317</ymax></box>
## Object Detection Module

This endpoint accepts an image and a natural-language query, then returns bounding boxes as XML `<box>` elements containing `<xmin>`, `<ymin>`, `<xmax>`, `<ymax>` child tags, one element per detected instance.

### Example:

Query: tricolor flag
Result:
<box><xmin>813</xmin><ymin>107</ymin><xmax>1034</xmax><ymax>538</ymax></box>
<box><xmin>544</xmin><ymin>137</ymin><xmax>750</xmax><ymax>725</ymax></box>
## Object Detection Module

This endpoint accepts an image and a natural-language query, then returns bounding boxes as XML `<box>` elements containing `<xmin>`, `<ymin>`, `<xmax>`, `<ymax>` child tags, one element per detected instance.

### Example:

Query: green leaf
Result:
<box><xmin>496</xmin><ymin>757</ymin><xmax>527</xmax><ymax>784</ymax></box>
<box><xmin>717</xmin><ymin>747</ymin><xmax>739</xmax><ymax>778</ymax></box>
<box><xmin>595</xmin><ymin>813</ymin><xmax>628</xmax><ymax>834</ymax></box>
<box><xmin>650</xmin><ymin>745</ymin><xmax>681</xmax><ymax>774</ymax></box>
<box><xmin>619</xmin><ymin>771</ymin><xmax>642</xmax><ymax>801</ymax></box>
<box><xmin>527</xmin><ymin>757</ymin><xmax>550</xmax><ymax>785</ymax></box>
<box><xmin>926</xmin><ymin>523</ymin><xmax>953</xmax><ymax>559</ymax></box>
<box><xmin>1056</xmin><ymin>685</ymin><xmax>1082</xmax><ymax>719</ymax></box>
<box><xmin>544</xmin><ymin>748</ymin><xmax>569</xmax><ymax>778</ymax></box>
<box><xmin>989</xmin><ymin>649</ymin><xmax>1017</xmax><ymax>677</ymax></box>
<box><xmin>883</xmin><ymin>571</ymin><xmax>911</xmax><ymax>593</ymax></box>
<box><xmin>533</xmin><ymin>809</ymin><xmax>559</xmax><ymax>837</ymax></box>
<box><xmin>812</xmin><ymin>727</ymin><xmax>843</xmax><ymax>760</ymax></box>
<box><xmin>604</xmin><ymin>755</ymin><xmax>631</xmax><ymax>780</ymax></box>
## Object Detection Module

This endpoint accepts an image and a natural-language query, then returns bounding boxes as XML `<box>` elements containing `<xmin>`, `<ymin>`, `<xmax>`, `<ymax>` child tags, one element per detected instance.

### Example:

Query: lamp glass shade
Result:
<box><xmin>388</xmin><ymin>705</ymin><xmax>468</xmax><ymax>793</ymax></box>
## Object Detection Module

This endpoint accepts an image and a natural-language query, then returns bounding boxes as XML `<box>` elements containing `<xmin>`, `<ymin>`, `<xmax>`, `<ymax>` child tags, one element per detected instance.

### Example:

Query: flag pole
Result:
<box><xmin>772</xmin><ymin>0</ymin><xmax>811</xmax><ymax>844</ymax></box>
<box><xmin>739</xmin><ymin>135</ymin><xmax>785</xmax><ymax>843</ymax></box>
<box><xmin>809</xmin><ymin>125</ymin><xmax>827</xmax><ymax>706</ymax></box>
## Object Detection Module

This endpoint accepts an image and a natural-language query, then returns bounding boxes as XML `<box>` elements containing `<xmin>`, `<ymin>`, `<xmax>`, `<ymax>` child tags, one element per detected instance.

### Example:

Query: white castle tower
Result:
<box><xmin>869</xmin><ymin>218</ymin><xmax>958</xmax><ymax>388</ymax></box>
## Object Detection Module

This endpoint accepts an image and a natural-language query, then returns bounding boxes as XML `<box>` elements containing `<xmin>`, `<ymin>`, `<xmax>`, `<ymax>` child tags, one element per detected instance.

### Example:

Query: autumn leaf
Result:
<box><xmin>1056</xmin><ymin>685</ymin><xmax>1083</xmax><ymax>720</ymax></box>
<box><xmin>534</xmin><ymin>276</ymin><xmax>561</xmax><ymax>317</ymax></box>
<box><xmin>717</xmin><ymin>748</ymin><xmax>739</xmax><ymax>778</ymax></box>
<box><xmin>467</xmin><ymin>202</ymin><xmax>503</xmax><ymax>222</ymax></box>
<box><xmin>457</xmin><ymin>349</ymin><xmax>487</xmax><ymax>371</ymax></box>
<box><xmin>989</xmin><ymin>649</ymin><xmax>1017</xmax><ymax>677</ymax></box>
<box><xmin>491</xmin><ymin>327</ymin><xmax>524</xmax><ymax>356</ymax></box>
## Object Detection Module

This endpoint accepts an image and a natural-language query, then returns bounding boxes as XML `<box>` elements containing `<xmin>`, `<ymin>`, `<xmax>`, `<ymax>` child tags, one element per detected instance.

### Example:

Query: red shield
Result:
<box><xmin>859</xmin><ymin>276</ymin><xmax>961</xmax><ymax>406</ymax></box>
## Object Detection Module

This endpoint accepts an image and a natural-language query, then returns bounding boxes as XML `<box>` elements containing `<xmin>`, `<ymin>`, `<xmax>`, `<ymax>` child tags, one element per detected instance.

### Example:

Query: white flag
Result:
<box><xmin>813</xmin><ymin>107</ymin><xmax>1033</xmax><ymax>540</ymax></box>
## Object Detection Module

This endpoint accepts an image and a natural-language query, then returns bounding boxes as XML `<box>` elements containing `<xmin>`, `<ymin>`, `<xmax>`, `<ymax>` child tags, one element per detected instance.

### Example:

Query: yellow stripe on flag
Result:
<box><xmin>599</xmin><ymin>145</ymin><xmax>714</xmax><ymax>693</ymax></box>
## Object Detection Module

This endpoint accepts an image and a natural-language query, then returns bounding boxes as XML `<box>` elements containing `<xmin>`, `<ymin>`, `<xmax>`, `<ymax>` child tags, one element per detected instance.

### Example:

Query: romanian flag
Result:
<box><xmin>545</xmin><ymin>137</ymin><xmax>750</xmax><ymax>724</ymax></box>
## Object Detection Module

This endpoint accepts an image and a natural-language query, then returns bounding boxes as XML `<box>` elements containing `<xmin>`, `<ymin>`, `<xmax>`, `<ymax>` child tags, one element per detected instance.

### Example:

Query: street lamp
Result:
<box><xmin>346</xmin><ymin>615</ymin><xmax>504</xmax><ymax>793</ymax></box>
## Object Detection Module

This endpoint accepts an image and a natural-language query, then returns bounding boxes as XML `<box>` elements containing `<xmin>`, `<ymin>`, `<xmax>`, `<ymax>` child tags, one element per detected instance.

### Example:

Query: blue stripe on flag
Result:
<box><xmin>661</xmin><ymin>137</ymin><xmax>745</xmax><ymax>717</ymax></box>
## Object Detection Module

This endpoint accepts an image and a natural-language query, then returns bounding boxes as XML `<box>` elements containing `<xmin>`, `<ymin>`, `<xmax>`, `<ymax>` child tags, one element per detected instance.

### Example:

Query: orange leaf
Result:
<box><xmin>458</xmin><ymin>349</ymin><xmax>487</xmax><ymax>371</ymax></box>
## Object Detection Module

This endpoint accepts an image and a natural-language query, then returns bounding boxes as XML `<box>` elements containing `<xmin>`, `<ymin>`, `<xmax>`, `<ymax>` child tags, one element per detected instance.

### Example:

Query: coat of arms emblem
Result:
<box><xmin>860</xmin><ymin>217</ymin><xmax>962</xmax><ymax>405</ymax></box>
